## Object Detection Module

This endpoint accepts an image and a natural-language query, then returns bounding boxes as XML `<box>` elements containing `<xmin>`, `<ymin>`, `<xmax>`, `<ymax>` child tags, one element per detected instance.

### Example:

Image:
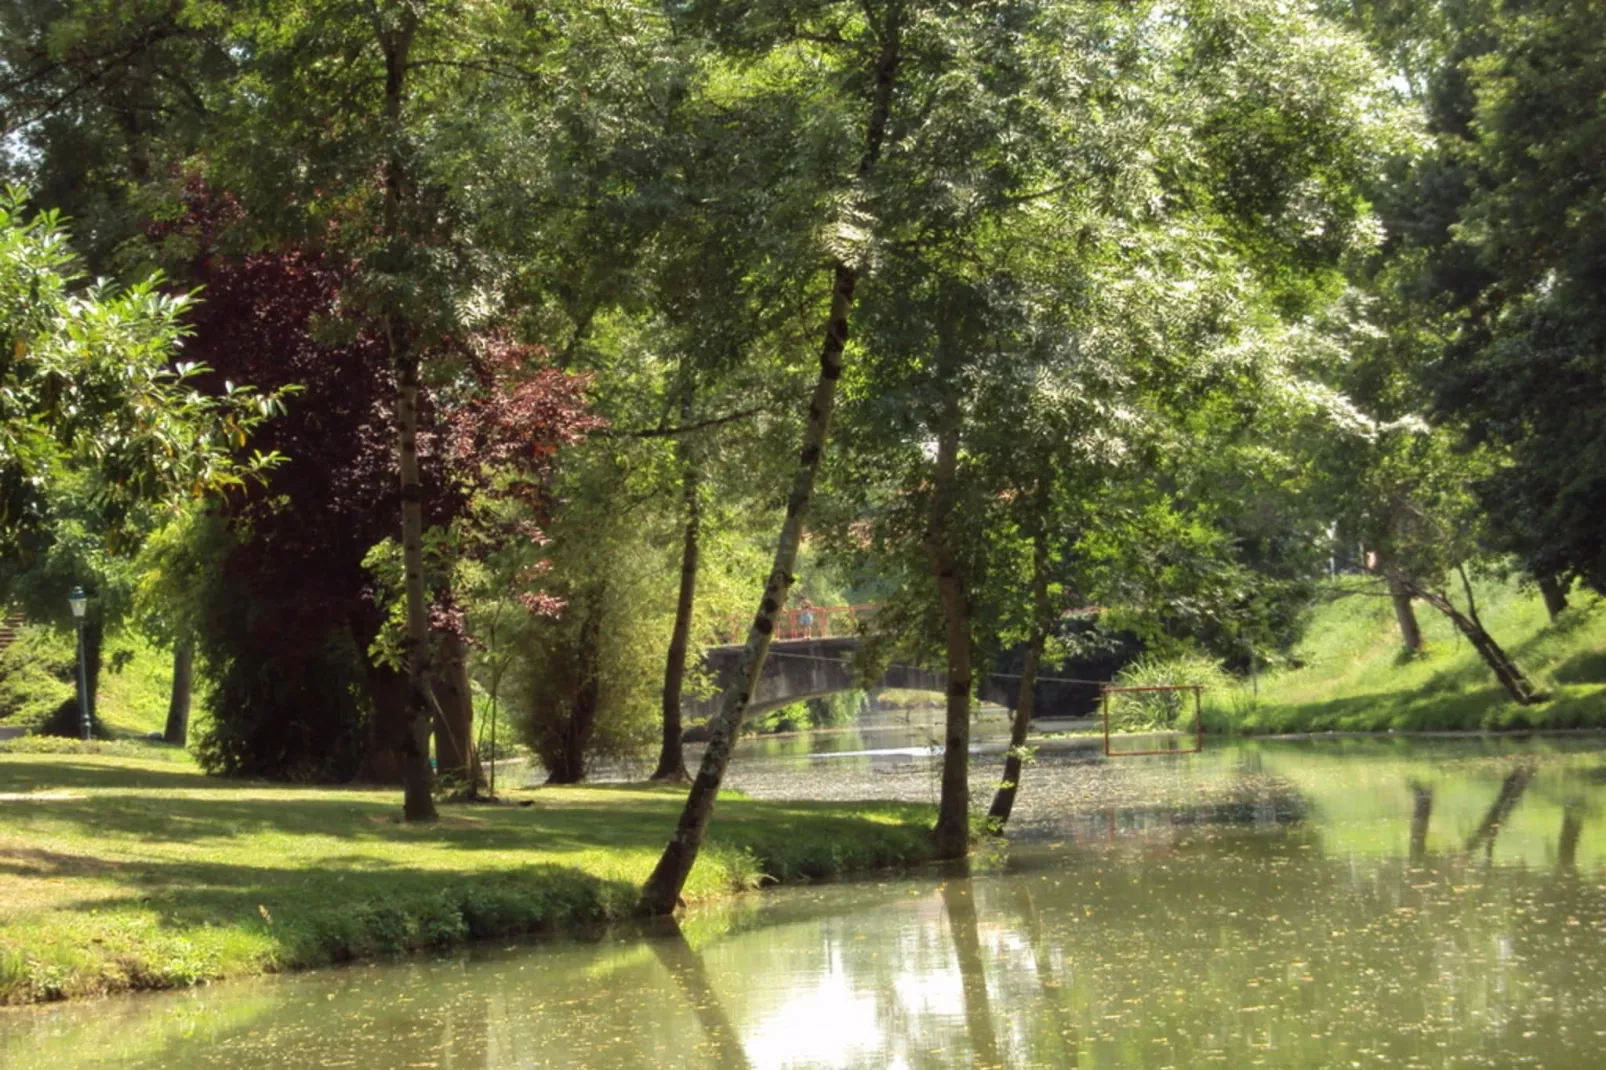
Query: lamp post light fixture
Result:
<box><xmin>69</xmin><ymin>586</ymin><xmax>90</xmax><ymax>741</ymax></box>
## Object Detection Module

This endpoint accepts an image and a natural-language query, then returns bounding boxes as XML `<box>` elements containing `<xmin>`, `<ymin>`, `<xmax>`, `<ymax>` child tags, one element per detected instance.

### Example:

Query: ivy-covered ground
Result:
<box><xmin>1210</xmin><ymin>578</ymin><xmax>1606</xmax><ymax>734</ymax></box>
<box><xmin>0</xmin><ymin>748</ymin><xmax>935</xmax><ymax>1006</ymax></box>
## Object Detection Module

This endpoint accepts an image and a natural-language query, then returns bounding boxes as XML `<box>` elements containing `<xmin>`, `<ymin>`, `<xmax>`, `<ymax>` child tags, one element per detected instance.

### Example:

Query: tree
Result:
<box><xmin>826</xmin><ymin>0</ymin><xmax>1401</xmax><ymax>844</ymax></box>
<box><xmin>0</xmin><ymin>189</ymin><xmax>282</xmax><ymax>734</ymax></box>
<box><xmin>637</xmin><ymin>0</ymin><xmax>906</xmax><ymax>916</ymax></box>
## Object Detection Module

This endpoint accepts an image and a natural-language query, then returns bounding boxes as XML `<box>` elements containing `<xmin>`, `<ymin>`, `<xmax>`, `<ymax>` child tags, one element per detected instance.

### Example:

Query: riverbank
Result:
<box><xmin>1209</xmin><ymin>577</ymin><xmax>1606</xmax><ymax>734</ymax></box>
<box><xmin>0</xmin><ymin>748</ymin><xmax>937</xmax><ymax>1006</ymax></box>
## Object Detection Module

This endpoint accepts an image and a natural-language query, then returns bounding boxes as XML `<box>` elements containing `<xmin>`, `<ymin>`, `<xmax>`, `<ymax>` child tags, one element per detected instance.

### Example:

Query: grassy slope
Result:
<box><xmin>1213</xmin><ymin>578</ymin><xmax>1606</xmax><ymax>733</ymax></box>
<box><xmin>0</xmin><ymin>625</ymin><xmax>177</xmax><ymax>739</ymax></box>
<box><xmin>0</xmin><ymin>749</ymin><xmax>936</xmax><ymax>1005</ymax></box>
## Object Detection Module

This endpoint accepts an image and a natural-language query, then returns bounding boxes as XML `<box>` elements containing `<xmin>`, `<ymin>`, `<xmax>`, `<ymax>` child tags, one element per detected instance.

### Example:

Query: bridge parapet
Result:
<box><xmin>718</xmin><ymin>604</ymin><xmax>877</xmax><ymax>644</ymax></box>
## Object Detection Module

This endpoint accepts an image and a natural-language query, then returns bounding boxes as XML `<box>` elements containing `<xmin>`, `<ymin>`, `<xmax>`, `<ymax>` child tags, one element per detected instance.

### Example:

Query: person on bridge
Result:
<box><xmin>798</xmin><ymin>598</ymin><xmax>816</xmax><ymax>639</ymax></box>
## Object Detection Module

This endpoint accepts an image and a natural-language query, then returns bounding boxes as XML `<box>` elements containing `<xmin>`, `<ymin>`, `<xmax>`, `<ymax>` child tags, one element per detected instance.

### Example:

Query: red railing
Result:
<box><xmin>718</xmin><ymin>604</ymin><xmax>878</xmax><ymax>644</ymax></box>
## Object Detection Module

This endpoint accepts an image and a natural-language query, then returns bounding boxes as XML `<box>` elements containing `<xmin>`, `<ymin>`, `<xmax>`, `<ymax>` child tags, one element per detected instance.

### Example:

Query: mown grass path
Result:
<box><xmin>0</xmin><ymin>751</ymin><xmax>935</xmax><ymax>1005</ymax></box>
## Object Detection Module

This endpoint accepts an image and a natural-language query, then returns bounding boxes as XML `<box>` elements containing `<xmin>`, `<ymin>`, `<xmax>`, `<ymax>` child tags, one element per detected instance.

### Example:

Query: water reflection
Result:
<box><xmin>9</xmin><ymin>740</ymin><xmax>1606</xmax><ymax>1068</ymax></box>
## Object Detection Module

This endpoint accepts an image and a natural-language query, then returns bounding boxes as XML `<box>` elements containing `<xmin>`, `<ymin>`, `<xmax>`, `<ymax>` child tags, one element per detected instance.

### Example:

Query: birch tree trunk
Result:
<box><xmin>163</xmin><ymin>638</ymin><xmax>193</xmax><ymax>746</ymax></box>
<box><xmin>926</xmin><ymin>405</ymin><xmax>972</xmax><ymax>860</ymax></box>
<box><xmin>652</xmin><ymin>414</ymin><xmax>700</xmax><ymax>783</ymax></box>
<box><xmin>379</xmin><ymin>14</ymin><xmax>437</xmax><ymax>822</ymax></box>
<box><xmin>636</xmin><ymin>19</ymin><xmax>902</xmax><ymax>916</ymax></box>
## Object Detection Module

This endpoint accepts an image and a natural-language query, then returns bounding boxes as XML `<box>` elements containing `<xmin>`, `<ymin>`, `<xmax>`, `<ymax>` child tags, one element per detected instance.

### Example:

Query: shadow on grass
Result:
<box><xmin>0</xmin><ymin>761</ymin><xmax>218</xmax><ymax>793</ymax></box>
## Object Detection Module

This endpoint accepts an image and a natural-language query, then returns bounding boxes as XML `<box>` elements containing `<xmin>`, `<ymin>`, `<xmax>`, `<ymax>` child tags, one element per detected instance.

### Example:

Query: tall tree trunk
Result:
<box><xmin>163</xmin><ymin>638</ymin><xmax>193</xmax><ymax>746</ymax></box>
<box><xmin>636</xmin><ymin>19</ymin><xmax>902</xmax><ymax>917</ymax></box>
<box><xmin>653</xmin><ymin>424</ymin><xmax>700</xmax><ymax>783</ymax></box>
<box><xmin>431</xmin><ymin>628</ymin><xmax>482</xmax><ymax>792</ymax></box>
<box><xmin>1387</xmin><ymin>575</ymin><xmax>1423</xmax><ymax>654</ymax></box>
<box><xmin>1403</xmin><ymin>577</ymin><xmax>1544</xmax><ymax>705</ymax></box>
<box><xmin>927</xmin><ymin>408</ymin><xmax>972</xmax><ymax>859</ymax></box>
<box><xmin>546</xmin><ymin>603</ymin><xmax>603</xmax><ymax>785</ymax></box>
<box><xmin>379</xmin><ymin>16</ymin><xmax>437</xmax><ymax>823</ymax></box>
<box><xmin>989</xmin><ymin>495</ymin><xmax>1051</xmax><ymax>831</ymax></box>
<box><xmin>1538</xmin><ymin>573</ymin><xmax>1569</xmax><ymax>621</ymax></box>
<box><xmin>356</xmin><ymin>660</ymin><xmax>410</xmax><ymax>785</ymax></box>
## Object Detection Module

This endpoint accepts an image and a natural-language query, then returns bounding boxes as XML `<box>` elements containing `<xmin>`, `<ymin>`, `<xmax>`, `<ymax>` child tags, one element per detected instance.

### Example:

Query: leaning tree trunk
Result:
<box><xmin>431</xmin><ymin>628</ymin><xmax>483</xmax><ymax>792</ymax></box>
<box><xmin>988</xmin><ymin>509</ymin><xmax>1050</xmax><ymax>831</ymax></box>
<box><xmin>163</xmin><ymin>638</ymin><xmax>193</xmax><ymax>746</ymax></box>
<box><xmin>1538</xmin><ymin>574</ymin><xmax>1569</xmax><ymax>621</ymax></box>
<box><xmin>1387</xmin><ymin>574</ymin><xmax>1424</xmax><ymax>654</ymax></box>
<box><xmin>652</xmin><ymin>429</ymin><xmax>701</xmax><ymax>783</ymax></box>
<box><xmin>636</xmin><ymin>21</ymin><xmax>902</xmax><ymax>917</ymax></box>
<box><xmin>927</xmin><ymin>407</ymin><xmax>973</xmax><ymax>860</ymax></box>
<box><xmin>379</xmin><ymin>17</ymin><xmax>436</xmax><ymax>822</ymax></box>
<box><xmin>1404</xmin><ymin>578</ymin><xmax>1544</xmax><ymax>705</ymax></box>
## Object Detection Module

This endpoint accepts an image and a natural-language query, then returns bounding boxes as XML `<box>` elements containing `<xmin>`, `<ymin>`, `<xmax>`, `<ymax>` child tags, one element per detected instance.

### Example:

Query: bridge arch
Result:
<box><xmin>685</xmin><ymin>636</ymin><xmax>1086</xmax><ymax>722</ymax></box>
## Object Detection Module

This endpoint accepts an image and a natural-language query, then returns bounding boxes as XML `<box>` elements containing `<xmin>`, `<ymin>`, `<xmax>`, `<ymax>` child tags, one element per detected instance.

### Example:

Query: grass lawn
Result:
<box><xmin>1209</xmin><ymin>577</ymin><xmax>1606</xmax><ymax>734</ymax></box>
<box><xmin>0</xmin><ymin>747</ymin><xmax>936</xmax><ymax>1005</ymax></box>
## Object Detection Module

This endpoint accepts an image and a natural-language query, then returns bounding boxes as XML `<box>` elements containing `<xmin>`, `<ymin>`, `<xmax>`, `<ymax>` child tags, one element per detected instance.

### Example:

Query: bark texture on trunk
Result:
<box><xmin>927</xmin><ymin>408</ymin><xmax>972</xmax><ymax>860</ymax></box>
<box><xmin>1402</xmin><ymin>577</ymin><xmax>1544</xmax><ymax>705</ymax></box>
<box><xmin>1539</xmin><ymin>574</ymin><xmax>1569</xmax><ymax>621</ymax></box>
<box><xmin>652</xmin><ymin>433</ymin><xmax>700</xmax><ymax>783</ymax></box>
<box><xmin>379</xmin><ymin>15</ymin><xmax>437</xmax><ymax>822</ymax></box>
<box><xmin>988</xmin><ymin>514</ymin><xmax>1050</xmax><ymax>831</ymax></box>
<box><xmin>545</xmin><ymin>604</ymin><xmax>602</xmax><ymax>785</ymax></box>
<box><xmin>163</xmin><ymin>639</ymin><xmax>193</xmax><ymax>746</ymax></box>
<box><xmin>431</xmin><ymin>628</ymin><xmax>482</xmax><ymax>791</ymax></box>
<box><xmin>356</xmin><ymin>658</ymin><xmax>410</xmax><ymax>785</ymax></box>
<box><xmin>1387</xmin><ymin>575</ymin><xmax>1423</xmax><ymax>654</ymax></box>
<box><xmin>636</xmin><ymin>19</ymin><xmax>901</xmax><ymax>917</ymax></box>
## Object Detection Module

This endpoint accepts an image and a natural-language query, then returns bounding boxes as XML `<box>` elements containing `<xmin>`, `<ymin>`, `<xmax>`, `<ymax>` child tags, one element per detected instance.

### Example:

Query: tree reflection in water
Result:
<box><xmin>647</xmin><ymin>920</ymin><xmax>752</xmax><ymax>1070</ymax></box>
<box><xmin>940</xmin><ymin>874</ymin><xmax>1003</xmax><ymax>1069</ymax></box>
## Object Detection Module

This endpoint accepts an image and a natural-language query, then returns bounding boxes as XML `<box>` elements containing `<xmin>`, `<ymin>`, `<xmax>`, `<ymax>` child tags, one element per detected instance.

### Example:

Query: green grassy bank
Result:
<box><xmin>1211</xmin><ymin>578</ymin><xmax>1606</xmax><ymax>734</ymax></box>
<box><xmin>0</xmin><ymin>748</ymin><xmax>936</xmax><ymax>1006</ymax></box>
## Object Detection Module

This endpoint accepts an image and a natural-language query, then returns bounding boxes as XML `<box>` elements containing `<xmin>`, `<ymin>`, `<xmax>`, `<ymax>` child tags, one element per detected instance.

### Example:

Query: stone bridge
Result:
<box><xmin>685</xmin><ymin>636</ymin><xmax>1104</xmax><ymax>722</ymax></box>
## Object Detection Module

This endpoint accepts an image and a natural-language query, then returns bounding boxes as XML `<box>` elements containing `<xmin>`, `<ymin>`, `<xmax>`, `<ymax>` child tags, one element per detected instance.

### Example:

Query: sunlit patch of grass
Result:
<box><xmin>1209</xmin><ymin>578</ymin><xmax>1606</xmax><ymax>734</ymax></box>
<box><xmin>0</xmin><ymin>752</ymin><xmax>935</xmax><ymax>1005</ymax></box>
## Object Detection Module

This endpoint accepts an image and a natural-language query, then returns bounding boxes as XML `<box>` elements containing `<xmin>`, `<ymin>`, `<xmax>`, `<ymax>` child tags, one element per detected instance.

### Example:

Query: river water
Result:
<box><xmin>7</xmin><ymin>733</ymin><xmax>1606</xmax><ymax>1068</ymax></box>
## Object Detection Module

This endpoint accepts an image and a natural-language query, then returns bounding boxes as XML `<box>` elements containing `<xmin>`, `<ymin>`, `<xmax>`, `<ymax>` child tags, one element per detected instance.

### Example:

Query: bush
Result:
<box><xmin>0</xmin><ymin>624</ymin><xmax>75</xmax><ymax>731</ymax></box>
<box><xmin>1107</xmin><ymin>652</ymin><xmax>1230</xmax><ymax>732</ymax></box>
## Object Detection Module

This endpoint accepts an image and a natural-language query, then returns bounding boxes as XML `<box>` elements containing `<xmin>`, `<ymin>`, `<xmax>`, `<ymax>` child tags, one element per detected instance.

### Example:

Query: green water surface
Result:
<box><xmin>6</xmin><ymin>738</ymin><xmax>1606</xmax><ymax>1068</ymax></box>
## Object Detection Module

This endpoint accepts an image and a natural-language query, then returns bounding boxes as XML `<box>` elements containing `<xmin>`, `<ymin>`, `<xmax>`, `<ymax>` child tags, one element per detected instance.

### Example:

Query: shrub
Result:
<box><xmin>0</xmin><ymin>624</ymin><xmax>75</xmax><ymax>731</ymax></box>
<box><xmin>1107</xmin><ymin>652</ymin><xmax>1230</xmax><ymax>732</ymax></box>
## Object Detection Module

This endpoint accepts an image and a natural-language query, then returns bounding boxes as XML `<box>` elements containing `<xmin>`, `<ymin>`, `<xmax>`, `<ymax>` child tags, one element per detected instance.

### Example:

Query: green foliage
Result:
<box><xmin>749</xmin><ymin>690</ymin><xmax>868</xmax><ymax>735</ymax></box>
<box><xmin>0</xmin><ymin>625</ymin><xmax>75</xmax><ymax>731</ymax></box>
<box><xmin>0</xmin><ymin>624</ymin><xmax>176</xmax><ymax>738</ymax></box>
<box><xmin>1107</xmin><ymin>653</ymin><xmax>1229</xmax><ymax>733</ymax></box>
